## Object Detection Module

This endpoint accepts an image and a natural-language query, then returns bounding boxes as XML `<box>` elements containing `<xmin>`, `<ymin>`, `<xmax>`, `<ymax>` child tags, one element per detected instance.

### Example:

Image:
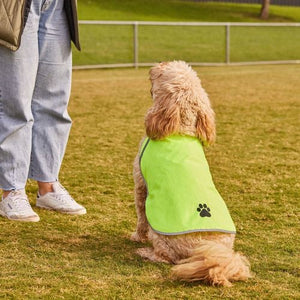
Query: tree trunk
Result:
<box><xmin>260</xmin><ymin>0</ymin><xmax>271</xmax><ymax>19</ymax></box>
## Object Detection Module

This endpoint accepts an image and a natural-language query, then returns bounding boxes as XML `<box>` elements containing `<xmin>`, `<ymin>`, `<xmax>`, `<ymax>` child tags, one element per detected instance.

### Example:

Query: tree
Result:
<box><xmin>260</xmin><ymin>0</ymin><xmax>271</xmax><ymax>19</ymax></box>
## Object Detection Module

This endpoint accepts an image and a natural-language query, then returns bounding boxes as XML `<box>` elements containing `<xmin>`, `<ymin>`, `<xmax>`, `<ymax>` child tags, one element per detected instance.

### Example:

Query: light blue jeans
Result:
<box><xmin>0</xmin><ymin>0</ymin><xmax>72</xmax><ymax>190</ymax></box>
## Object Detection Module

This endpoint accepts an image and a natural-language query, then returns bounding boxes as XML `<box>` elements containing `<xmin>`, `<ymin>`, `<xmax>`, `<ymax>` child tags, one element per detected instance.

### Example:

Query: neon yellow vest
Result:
<box><xmin>140</xmin><ymin>135</ymin><xmax>236</xmax><ymax>235</ymax></box>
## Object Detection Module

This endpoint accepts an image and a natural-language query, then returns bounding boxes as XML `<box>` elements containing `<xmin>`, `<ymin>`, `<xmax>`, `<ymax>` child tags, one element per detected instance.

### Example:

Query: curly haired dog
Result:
<box><xmin>131</xmin><ymin>61</ymin><xmax>251</xmax><ymax>287</ymax></box>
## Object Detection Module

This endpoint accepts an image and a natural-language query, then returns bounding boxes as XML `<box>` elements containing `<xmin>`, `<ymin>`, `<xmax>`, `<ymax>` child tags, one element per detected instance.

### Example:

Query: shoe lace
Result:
<box><xmin>9</xmin><ymin>191</ymin><xmax>32</xmax><ymax>210</ymax></box>
<box><xmin>53</xmin><ymin>184</ymin><xmax>75</xmax><ymax>204</ymax></box>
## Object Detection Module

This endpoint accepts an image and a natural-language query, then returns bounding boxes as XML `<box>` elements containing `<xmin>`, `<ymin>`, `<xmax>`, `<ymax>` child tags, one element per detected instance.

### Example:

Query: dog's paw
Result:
<box><xmin>130</xmin><ymin>232</ymin><xmax>147</xmax><ymax>243</ymax></box>
<box><xmin>197</xmin><ymin>203</ymin><xmax>211</xmax><ymax>217</ymax></box>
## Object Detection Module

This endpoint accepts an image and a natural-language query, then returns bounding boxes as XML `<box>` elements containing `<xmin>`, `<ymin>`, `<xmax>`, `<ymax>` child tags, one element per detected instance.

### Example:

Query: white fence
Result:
<box><xmin>74</xmin><ymin>21</ymin><xmax>300</xmax><ymax>69</ymax></box>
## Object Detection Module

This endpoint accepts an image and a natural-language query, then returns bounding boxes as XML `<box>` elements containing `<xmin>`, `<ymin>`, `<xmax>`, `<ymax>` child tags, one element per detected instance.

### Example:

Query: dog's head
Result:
<box><xmin>146</xmin><ymin>61</ymin><xmax>216</xmax><ymax>145</ymax></box>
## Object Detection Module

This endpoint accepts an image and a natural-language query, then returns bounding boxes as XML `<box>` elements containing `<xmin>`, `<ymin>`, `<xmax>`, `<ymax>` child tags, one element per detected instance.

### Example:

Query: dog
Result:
<box><xmin>131</xmin><ymin>61</ymin><xmax>251</xmax><ymax>287</ymax></box>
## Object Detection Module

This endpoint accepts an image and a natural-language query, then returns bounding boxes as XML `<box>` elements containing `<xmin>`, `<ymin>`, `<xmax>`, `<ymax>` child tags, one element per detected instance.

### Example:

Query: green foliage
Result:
<box><xmin>0</xmin><ymin>65</ymin><xmax>299</xmax><ymax>298</ymax></box>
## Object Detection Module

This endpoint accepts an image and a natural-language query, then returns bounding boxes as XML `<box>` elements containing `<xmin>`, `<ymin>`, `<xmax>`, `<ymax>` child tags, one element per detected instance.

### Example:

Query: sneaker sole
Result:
<box><xmin>0</xmin><ymin>210</ymin><xmax>40</xmax><ymax>222</ymax></box>
<box><xmin>36</xmin><ymin>204</ymin><xmax>86</xmax><ymax>215</ymax></box>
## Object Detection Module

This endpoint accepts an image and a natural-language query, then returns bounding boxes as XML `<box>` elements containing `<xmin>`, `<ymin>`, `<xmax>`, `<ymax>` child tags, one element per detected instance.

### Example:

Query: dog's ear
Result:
<box><xmin>195</xmin><ymin>104</ymin><xmax>216</xmax><ymax>146</ymax></box>
<box><xmin>145</xmin><ymin>95</ymin><xmax>180</xmax><ymax>140</ymax></box>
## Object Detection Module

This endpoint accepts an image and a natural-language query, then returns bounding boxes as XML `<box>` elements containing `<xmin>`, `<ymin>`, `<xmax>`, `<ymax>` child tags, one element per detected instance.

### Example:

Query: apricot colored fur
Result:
<box><xmin>131</xmin><ymin>61</ymin><xmax>252</xmax><ymax>287</ymax></box>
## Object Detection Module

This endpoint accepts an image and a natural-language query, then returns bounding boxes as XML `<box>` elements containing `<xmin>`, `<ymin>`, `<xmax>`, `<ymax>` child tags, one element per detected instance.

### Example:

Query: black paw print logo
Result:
<box><xmin>197</xmin><ymin>203</ymin><xmax>211</xmax><ymax>217</ymax></box>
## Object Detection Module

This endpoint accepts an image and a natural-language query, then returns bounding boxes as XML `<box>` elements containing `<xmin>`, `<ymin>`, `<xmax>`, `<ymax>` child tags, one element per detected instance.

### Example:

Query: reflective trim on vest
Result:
<box><xmin>140</xmin><ymin>135</ymin><xmax>236</xmax><ymax>235</ymax></box>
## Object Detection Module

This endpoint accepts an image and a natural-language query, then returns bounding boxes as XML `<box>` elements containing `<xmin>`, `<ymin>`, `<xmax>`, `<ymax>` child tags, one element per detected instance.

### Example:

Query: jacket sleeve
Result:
<box><xmin>0</xmin><ymin>0</ymin><xmax>30</xmax><ymax>51</ymax></box>
<box><xmin>64</xmin><ymin>0</ymin><xmax>81</xmax><ymax>51</ymax></box>
<box><xmin>0</xmin><ymin>0</ymin><xmax>80</xmax><ymax>51</ymax></box>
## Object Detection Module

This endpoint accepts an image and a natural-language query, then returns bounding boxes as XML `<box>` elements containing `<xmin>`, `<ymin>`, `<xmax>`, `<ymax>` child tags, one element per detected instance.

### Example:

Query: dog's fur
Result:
<box><xmin>131</xmin><ymin>61</ymin><xmax>251</xmax><ymax>287</ymax></box>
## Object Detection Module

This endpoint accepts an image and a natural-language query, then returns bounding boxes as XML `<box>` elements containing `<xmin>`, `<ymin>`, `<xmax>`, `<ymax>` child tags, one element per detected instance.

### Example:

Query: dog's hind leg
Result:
<box><xmin>136</xmin><ymin>231</ymin><xmax>182</xmax><ymax>264</ymax></box>
<box><xmin>136</xmin><ymin>247</ymin><xmax>171</xmax><ymax>263</ymax></box>
<box><xmin>131</xmin><ymin>153</ymin><xmax>149</xmax><ymax>243</ymax></box>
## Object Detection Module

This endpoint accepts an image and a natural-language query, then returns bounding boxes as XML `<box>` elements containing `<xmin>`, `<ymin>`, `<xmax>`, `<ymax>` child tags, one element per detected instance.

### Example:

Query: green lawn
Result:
<box><xmin>1</xmin><ymin>65</ymin><xmax>299</xmax><ymax>299</ymax></box>
<box><xmin>74</xmin><ymin>25</ymin><xmax>300</xmax><ymax>65</ymax></box>
<box><xmin>73</xmin><ymin>0</ymin><xmax>300</xmax><ymax>66</ymax></box>
<box><xmin>77</xmin><ymin>0</ymin><xmax>300</xmax><ymax>22</ymax></box>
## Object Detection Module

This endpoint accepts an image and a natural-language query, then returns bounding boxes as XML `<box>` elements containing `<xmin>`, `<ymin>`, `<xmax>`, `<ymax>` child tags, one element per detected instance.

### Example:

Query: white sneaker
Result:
<box><xmin>0</xmin><ymin>190</ymin><xmax>40</xmax><ymax>222</ymax></box>
<box><xmin>36</xmin><ymin>182</ymin><xmax>86</xmax><ymax>215</ymax></box>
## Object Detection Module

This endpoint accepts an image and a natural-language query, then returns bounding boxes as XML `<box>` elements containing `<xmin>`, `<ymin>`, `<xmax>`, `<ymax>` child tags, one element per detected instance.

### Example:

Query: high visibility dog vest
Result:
<box><xmin>140</xmin><ymin>135</ymin><xmax>236</xmax><ymax>235</ymax></box>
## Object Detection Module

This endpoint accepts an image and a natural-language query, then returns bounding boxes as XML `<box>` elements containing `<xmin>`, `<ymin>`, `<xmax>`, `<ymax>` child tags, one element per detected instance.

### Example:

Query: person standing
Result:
<box><xmin>0</xmin><ymin>0</ymin><xmax>86</xmax><ymax>221</ymax></box>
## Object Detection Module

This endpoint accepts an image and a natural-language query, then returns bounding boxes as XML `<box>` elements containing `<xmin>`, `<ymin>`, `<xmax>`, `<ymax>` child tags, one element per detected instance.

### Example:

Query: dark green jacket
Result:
<box><xmin>0</xmin><ymin>0</ymin><xmax>80</xmax><ymax>51</ymax></box>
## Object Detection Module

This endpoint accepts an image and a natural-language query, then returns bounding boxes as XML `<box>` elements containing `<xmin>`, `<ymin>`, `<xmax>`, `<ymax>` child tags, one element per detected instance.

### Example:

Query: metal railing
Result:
<box><xmin>74</xmin><ymin>21</ymin><xmax>300</xmax><ymax>69</ymax></box>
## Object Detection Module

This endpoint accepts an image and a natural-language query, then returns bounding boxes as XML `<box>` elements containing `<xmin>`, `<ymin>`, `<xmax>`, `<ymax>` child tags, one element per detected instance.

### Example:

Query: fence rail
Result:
<box><xmin>74</xmin><ymin>21</ymin><xmax>300</xmax><ymax>69</ymax></box>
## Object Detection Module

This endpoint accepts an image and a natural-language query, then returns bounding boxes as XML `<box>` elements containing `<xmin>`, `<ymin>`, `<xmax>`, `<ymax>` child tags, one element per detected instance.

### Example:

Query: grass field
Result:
<box><xmin>77</xmin><ymin>0</ymin><xmax>300</xmax><ymax>22</ymax></box>
<box><xmin>0</xmin><ymin>65</ymin><xmax>299</xmax><ymax>299</ymax></box>
<box><xmin>73</xmin><ymin>0</ymin><xmax>300</xmax><ymax>66</ymax></box>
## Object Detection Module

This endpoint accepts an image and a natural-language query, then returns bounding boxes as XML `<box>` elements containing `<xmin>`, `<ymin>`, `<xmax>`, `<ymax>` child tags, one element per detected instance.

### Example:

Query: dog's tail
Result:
<box><xmin>171</xmin><ymin>240</ymin><xmax>252</xmax><ymax>287</ymax></box>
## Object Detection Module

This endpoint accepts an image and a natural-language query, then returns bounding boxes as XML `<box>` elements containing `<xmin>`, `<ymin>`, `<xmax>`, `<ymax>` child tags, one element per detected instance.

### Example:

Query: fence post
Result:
<box><xmin>226</xmin><ymin>24</ymin><xmax>230</xmax><ymax>64</ymax></box>
<box><xmin>134</xmin><ymin>22</ymin><xmax>139</xmax><ymax>69</ymax></box>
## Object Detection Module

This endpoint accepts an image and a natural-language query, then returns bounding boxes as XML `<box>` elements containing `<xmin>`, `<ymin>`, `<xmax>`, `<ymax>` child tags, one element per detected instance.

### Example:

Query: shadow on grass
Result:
<box><xmin>37</xmin><ymin>229</ymin><xmax>238</xmax><ymax>288</ymax></box>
